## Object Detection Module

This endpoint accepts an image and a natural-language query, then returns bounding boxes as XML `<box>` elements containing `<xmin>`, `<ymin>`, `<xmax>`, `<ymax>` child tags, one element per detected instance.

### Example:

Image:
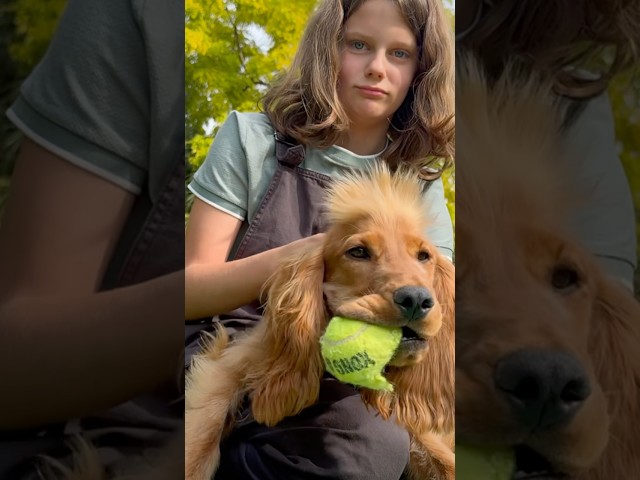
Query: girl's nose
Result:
<box><xmin>366</xmin><ymin>51</ymin><xmax>386</xmax><ymax>79</ymax></box>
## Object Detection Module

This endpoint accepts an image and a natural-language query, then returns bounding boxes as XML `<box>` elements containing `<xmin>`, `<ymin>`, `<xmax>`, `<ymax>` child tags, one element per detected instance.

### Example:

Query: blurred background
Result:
<box><xmin>0</xmin><ymin>0</ymin><xmax>66</xmax><ymax>218</ymax></box>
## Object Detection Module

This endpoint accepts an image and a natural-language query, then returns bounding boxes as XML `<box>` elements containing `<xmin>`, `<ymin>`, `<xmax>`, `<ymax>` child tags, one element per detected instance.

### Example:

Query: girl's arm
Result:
<box><xmin>0</xmin><ymin>139</ymin><xmax>184</xmax><ymax>429</ymax></box>
<box><xmin>185</xmin><ymin>197</ymin><xmax>325</xmax><ymax>320</ymax></box>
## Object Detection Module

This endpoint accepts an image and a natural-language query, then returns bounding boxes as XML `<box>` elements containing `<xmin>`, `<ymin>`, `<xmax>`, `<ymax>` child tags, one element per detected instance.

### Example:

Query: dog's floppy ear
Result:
<box><xmin>247</xmin><ymin>245</ymin><xmax>326</xmax><ymax>426</ymax></box>
<box><xmin>589</xmin><ymin>275</ymin><xmax>640</xmax><ymax>477</ymax></box>
<box><xmin>432</xmin><ymin>254</ymin><xmax>456</xmax><ymax>431</ymax></box>
<box><xmin>403</xmin><ymin>253</ymin><xmax>455</xmax><ymax>432</ymax></box>
<box><xmin>433</xmin><ymin>254</ymin><xmax>455</xmax><ymax>326</ymax></box>
<box><xmin>365</xmin><ymin>253</ymin><xmax>456</xmax><ymax>434</ymax></box>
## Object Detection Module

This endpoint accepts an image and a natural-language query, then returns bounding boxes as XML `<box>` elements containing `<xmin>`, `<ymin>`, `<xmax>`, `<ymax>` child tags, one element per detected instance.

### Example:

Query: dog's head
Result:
<box><xmin>456</xmin><ymin>56</ymin><xmax>640</xmax><ymax>477</ymax></box>
<box><xmin>322</xmin><ymin>164</ymin><xmax>450</xmax><ymax>366</ymax></box>
<box><xmin>249</xmin><ymin>164</ymin><xmax>455</xmax><ymax>433</ymax></box>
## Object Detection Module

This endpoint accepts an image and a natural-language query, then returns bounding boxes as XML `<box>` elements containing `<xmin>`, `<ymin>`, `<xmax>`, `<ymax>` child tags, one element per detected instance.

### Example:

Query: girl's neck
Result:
<box><xmin>336</xmin><ymin>124</ymin><xmax>389</xmax><ymax>156</ymax></box>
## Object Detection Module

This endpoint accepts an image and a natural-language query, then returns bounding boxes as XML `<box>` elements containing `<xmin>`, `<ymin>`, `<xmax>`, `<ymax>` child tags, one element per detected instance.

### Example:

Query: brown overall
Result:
<box><xmin>186</xmin><ymin>134</ymin><xmax>410</xmax><ymax>480</ymax></box>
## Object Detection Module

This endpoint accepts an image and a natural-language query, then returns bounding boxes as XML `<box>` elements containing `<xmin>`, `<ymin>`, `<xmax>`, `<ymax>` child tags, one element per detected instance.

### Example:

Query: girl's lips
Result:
<box><xmin>356</xmin><ymin>86</ymin><xmax>387</xmax><ymax>97</ymax></box>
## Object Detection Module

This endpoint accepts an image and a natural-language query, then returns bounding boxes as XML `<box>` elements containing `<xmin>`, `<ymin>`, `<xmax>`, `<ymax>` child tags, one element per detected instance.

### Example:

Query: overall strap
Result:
<box><xmin>274</xmin><ymin>132</ymin><xmax>305</xmax><ymax>167</ymax></box>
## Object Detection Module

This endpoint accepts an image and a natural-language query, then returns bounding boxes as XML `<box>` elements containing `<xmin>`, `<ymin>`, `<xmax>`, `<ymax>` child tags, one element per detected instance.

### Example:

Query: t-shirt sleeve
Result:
<box><xmin>566</xmin><ymin>93</ymin><xmax>636</xmax><ymax>288</ymax></box>
<box><xmin>5</xmin><ymin>0</ymin><xmax>151</xmax><ymax>194</ymax></box>
<box><xmin>422</xmin><ymin>177</ymin><xmax>454</xmax><ymax>260</ymax></box>
<box><xmin>188</xmin><ymin>111</ymin><xmax>250</xmax><ymax>221</ymax></box>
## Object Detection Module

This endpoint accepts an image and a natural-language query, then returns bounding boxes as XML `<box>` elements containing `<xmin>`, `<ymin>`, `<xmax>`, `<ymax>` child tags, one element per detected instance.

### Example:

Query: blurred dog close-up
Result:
<box><xmin>185</xmin><ymin>164</ymin><xmax>456</xmax><ymax>480</ymax></box>
<box><xmin>455</xmin><ymin>56</ymin><xmax>640</xmax><ymax>479</ymax></box>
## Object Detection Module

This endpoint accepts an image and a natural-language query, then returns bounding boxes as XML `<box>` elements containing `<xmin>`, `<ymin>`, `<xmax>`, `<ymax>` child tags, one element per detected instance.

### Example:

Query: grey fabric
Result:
<box><xmin>216</xmin><ymin>379</ymin><xmax>409</xmax><ymax>480</ymax></box>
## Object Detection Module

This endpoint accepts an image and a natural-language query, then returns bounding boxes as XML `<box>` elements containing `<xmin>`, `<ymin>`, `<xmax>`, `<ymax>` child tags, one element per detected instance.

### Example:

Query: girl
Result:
<box><xmin>456</xmin><ymin>0</ymin><xmax>640</xmax><ymax>290</ymax></box>
<box><xmin>185</xmin><ymin>0</ymin><xmax>454</xmax><ymax>478</ymax></box>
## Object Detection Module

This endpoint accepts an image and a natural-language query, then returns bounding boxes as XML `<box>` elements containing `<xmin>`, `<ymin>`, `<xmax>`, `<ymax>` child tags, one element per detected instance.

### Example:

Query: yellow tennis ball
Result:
<box><xmin>457</xmin><ymin>444</ymin><xmax>515</xmax><ymax>480</ymax></box>
<box><xmin>320</xmin><ymin>316</ymin><xmax>401</xmax><ymax>391</ymax></box>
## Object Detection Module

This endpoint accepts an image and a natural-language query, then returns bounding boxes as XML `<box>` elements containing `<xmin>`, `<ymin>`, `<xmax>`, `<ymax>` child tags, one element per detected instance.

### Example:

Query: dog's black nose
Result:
<box><xmin>393</xmin><ymin>286</ymin><xmax>434</xmax><ymax>321</ymax></box>
<box><xmin>494</xmin><ymin>349</ymin><xmax>591</xmax><ymax>431</ymax></box>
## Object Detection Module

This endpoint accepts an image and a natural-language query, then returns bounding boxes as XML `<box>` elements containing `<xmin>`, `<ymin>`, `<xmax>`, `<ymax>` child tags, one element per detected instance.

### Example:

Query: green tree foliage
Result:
<box><xmin>8</xmin><ymin>0</ymin><xmax>67</xmax><ymax>74</ymax></box>
<box><xmin>442</xmin><ymin>168</ymin><xmax>455</xmax><ymax>227</ymax></box>
<box><xmin>185</xmin><ymin>0</ymin><xmax>317</xmax><ymax>173</ymax></box>
<box><xmin>0</xmin><ymin>0</ymin><xmax>67</xmax><ymax>219</ymax></box>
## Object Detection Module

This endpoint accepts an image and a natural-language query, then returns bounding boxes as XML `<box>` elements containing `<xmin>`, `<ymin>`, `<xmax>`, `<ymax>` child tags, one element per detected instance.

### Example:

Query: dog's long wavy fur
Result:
<box><xmin>185</xmin><ymin>164</ymin><xmax>455</xmax><ymax>480</ymax></box>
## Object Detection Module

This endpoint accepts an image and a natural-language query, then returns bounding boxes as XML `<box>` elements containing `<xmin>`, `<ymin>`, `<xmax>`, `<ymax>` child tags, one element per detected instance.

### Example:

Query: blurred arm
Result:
<box><xmin>0</xmin><ymin>139</ymin><xmax>183</xmax><ymax>429</ymax></box>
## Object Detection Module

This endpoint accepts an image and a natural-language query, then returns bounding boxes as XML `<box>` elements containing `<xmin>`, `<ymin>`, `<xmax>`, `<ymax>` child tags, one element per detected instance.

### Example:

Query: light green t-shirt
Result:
<box><xmin>188</xmin><ymin>111</ymin><xmax>455</xmax><ymax>259</ymax></box>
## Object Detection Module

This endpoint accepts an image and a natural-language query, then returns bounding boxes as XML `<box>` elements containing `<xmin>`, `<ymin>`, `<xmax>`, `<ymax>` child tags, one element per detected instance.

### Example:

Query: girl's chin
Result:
<box><xmin>347</xmin><ymin>109</ymin><xmax>395</xmax><ymax>128</ymax></box>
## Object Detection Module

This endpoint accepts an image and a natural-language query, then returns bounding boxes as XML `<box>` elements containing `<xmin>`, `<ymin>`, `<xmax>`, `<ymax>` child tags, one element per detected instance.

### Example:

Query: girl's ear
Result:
<box><xmin>248</xmin><ymin>246</ymin><xmax>327</xmax><ymax>426</ymax></box>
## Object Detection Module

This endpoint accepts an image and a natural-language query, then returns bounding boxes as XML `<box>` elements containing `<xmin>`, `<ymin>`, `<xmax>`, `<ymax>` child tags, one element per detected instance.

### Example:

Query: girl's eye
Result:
<box><xmin>350</xmin><ymin>40</ymin><xmax>366</xmax><ymax>50</ymax></box>
<box><xmin>393</xmin><ymin>50</ymin><xmax>410</xmax><ymax>59</ymax></box>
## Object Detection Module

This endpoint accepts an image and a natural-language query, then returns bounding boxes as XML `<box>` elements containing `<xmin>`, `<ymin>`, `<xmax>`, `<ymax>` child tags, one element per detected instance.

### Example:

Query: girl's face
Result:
<box><xmin>338</xmin><ymin>0</ymin><xmax>418</xmax><ymax>130</ymax></box>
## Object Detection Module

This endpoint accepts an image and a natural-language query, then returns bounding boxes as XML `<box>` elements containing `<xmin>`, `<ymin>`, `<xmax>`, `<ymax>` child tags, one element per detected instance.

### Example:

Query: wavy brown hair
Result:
<box><xmin>262</xmin><ymin>0</ymin><xmax>455</xmax><ymax>178</ymax></box>
<box><xmin>459</xmin><ymin>0</ymin><xmax>640</xmax><ymax>99</ymax></box>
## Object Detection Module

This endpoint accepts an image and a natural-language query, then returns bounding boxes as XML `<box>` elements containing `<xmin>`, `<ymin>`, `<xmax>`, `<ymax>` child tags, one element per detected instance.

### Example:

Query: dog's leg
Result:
<box><xmin>184</xmin><ymin>400</ymin><xmax>229</xmax><ymax>480</ymax></box>
<box><xmin>185</xmin><ymin>329</ymin><xmax>247</xmax><ymax>480</ymax></box>
<box><xmin>406</xmin><ymin>432</ymin><xmax>455</xmax><ymax>480</ymax></box>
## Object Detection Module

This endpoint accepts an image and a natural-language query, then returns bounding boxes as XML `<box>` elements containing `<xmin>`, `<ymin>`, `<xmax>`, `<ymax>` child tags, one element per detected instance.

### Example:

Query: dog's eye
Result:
<box><xmin>417</xmin><ymin>251</ymin><xmax>431</xmax><ymax>262</ymax></box>
<box><xmin>551</xmin><ymin>266</ymin><xmax>581</xmax><ymax>291</ymax></box>
<box><xmin>346</xmin><ymin>246</ymin><xmax>371</xmax><ymax>260</ymax></box>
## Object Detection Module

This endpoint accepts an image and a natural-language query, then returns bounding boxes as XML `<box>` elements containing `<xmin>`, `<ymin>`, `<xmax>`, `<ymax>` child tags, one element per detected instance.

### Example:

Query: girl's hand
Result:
<box><xmin>186</xmin><ymin>200</ymin><xmax>327</xmax><ymax>319</ymax></box>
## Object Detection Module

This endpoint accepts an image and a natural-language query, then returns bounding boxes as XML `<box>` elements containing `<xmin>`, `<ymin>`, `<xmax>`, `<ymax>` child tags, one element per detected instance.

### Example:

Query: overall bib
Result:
<box><xmin>186</xmin><ymin>134</ymin><xmax>410</xmax><ymax>480</ymax></box>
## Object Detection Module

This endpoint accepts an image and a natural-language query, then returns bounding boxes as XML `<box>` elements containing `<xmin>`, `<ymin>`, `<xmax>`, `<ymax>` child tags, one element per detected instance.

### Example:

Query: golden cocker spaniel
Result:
<box><xmin>185</xmin><ymin>164</ymin><xmax>456</xmax><ymax>480</ymax></box>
